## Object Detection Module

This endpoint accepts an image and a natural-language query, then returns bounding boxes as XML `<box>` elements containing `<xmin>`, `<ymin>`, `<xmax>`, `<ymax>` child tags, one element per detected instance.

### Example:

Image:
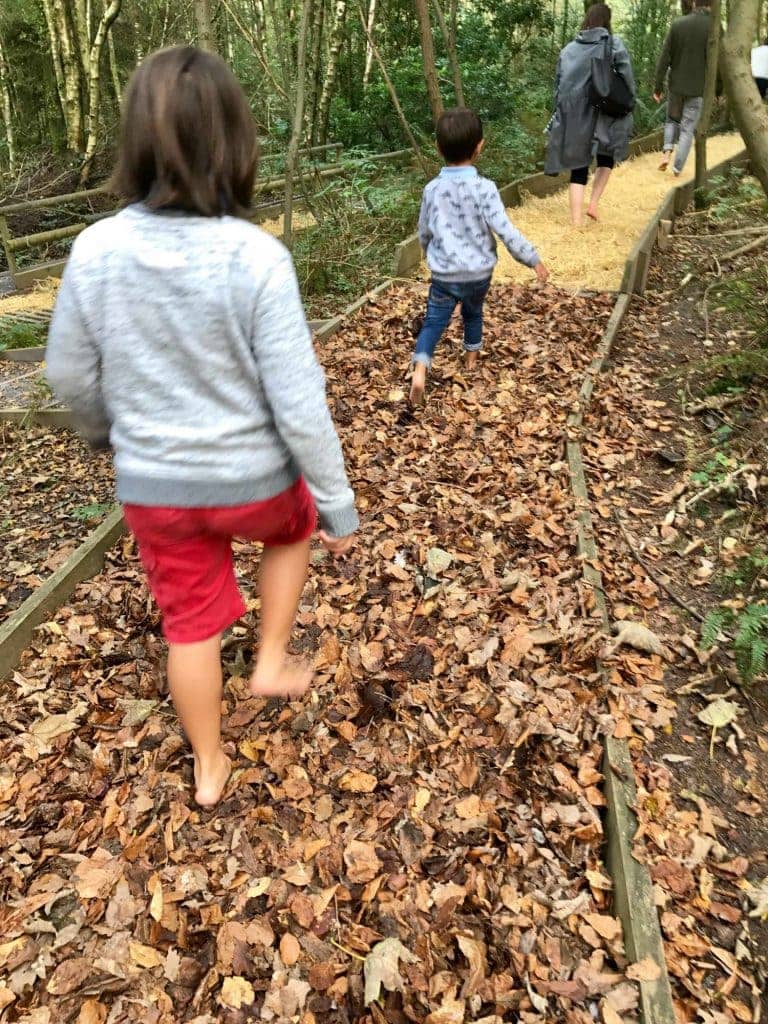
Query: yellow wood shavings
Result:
<box><xmin>493</xmin><ymin>133</ymin><xmax>744</xmax><ymax>292</ymax></box>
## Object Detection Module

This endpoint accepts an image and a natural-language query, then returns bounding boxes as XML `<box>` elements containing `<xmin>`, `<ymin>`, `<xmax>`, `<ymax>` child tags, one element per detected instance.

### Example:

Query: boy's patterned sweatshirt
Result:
<box><xmin>418</xmin><ymin>166</ymin><xmax>540</xmax><ymax>283</ymax></box>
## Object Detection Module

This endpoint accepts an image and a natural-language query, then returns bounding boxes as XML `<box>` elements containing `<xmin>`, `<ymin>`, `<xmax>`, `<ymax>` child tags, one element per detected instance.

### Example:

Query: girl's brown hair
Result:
<box><xmin>582</xmin><ymin>3</ymin><xmax>612</xmax><ymax>30</ymax></box>
<box><xmin>113</xmin><ymin>46</ymin><xmax>258</xmax><ymax>218</ymax></box>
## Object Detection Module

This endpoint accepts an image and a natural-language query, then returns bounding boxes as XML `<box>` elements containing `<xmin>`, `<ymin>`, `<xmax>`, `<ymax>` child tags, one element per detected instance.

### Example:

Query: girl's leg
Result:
<box><xmin>587</xmin><ymin>165</ymin><xmax>612</xmax><ymax>221</ymax></box>
<box><xmin>167</xmin><ymin>634</ymin><xmax>231</xmax><ymax>807</ymax></box>
<box><xmin>568</xmin><ymin>168</ymin><xmax>588</xmax><ymax>226</ymax></box>
<box><xmin>250</xmin><ymin>537</ymin><xmax>312</xmax><ymax>698</ymax></box>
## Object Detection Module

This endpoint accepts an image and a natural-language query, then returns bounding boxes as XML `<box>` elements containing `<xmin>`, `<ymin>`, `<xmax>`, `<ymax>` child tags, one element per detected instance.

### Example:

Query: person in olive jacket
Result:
<box><xmin>654</xmin><ymin>0</ymin><xmax>712</xmax><ymax>175</ymax></box>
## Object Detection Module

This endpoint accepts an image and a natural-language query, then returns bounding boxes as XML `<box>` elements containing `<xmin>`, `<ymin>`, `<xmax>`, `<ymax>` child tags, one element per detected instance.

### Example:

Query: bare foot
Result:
<box><xmin>659</xmin><ymin>154</ymin><xmax>670</xmax><ymax>172</ymax></box>
<box><xmin>194</xmin><ymin>749</ymin><xmax>232</xmax><ymax>808</ymax></box>
<box><xmin>586</xmin><ymin>208</ymin><xmax>599</xmax><ymax>222</ymax></box>
<box><xmin>465</xmin><ymin>351</ymin><xmax>478</xmax><ymax>371</ymax></box>
<box><xmin>250</xmin><ymin>660</ymin><xmax>313</xmax><ymax>699</ymax></box>
<box><xmin>410</xmin><ymin>363</ymin><xmax>426</xmax><ymax>406</ymax></box>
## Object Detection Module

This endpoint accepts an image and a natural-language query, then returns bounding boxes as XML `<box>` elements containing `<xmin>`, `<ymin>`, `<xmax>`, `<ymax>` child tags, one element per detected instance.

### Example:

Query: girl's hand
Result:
<box><xmin>535</xmin><ymin>262</ymin><xmax>550</xmax><ymax>284</ymax></box>
<box><xmin>317</xmin><ymin>531</ymin><xmax>356</xmax><ymax>557</ymax></box>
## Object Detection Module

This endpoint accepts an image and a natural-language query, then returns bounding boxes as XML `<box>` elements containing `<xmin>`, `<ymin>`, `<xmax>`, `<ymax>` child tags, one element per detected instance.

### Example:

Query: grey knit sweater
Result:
<box><xmin>46</xmin><ymin>204</ymin><xmax>358</xmax><ymax>537</ymax></box>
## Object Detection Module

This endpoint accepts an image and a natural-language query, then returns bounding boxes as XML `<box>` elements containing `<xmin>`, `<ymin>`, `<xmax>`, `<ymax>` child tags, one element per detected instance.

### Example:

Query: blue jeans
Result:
<box><xmin>413</xmin><ymin>277</ymin><xmax>491</xmax><ymax>368</ymax></box>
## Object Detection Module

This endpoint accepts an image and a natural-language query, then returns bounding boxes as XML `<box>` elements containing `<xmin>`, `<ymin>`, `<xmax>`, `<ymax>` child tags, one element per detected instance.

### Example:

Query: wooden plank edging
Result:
<box><xmin>0</xmin><ymin>346</ymin><xmax>46</xmax><ymax>362</ymax></box>
<box><xmin>0</xmin><ymin>507</ymin><xmax>126</xmax><ymax>680</ymax></box>
<box><xmin>566</xmin><ymin>292</ymin><xmax>676</xmax><ymax>1024</ymax></box>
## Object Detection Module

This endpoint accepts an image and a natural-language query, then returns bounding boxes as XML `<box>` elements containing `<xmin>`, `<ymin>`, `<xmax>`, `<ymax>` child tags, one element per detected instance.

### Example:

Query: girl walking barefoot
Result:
<box><xmin>47</xmin><ymin>47</ymin><xmax>358</xmax><ymax>808</ymax></box>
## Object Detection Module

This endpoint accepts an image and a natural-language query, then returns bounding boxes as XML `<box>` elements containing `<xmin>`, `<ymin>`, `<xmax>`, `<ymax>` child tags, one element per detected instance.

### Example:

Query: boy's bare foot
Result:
<box><xmin>410</xmin><ymin>363</ymin><xmax>426</xmax><ymax>406</ymax></box>
<box><xmin>250</xmin><ymin>660</ymin><xmax>313</xmax><ymax>699</ymax></box>
<box><xmin>586</xmin><ymin>208</ymin><xmax>599</xmax><ymax>222</ymax></box>
<box><xmin>465</xmin><ymin>351</ymin><xmax>478</xmax><ymax>371</ymax></box>
<box><xmin>194</xmin><ymin>748</ymin><xmax>232</xmax><ymax>808</ymax></box>
<box><xmin>659</xmin><ymin>154</ymin><xmax>670</xmax><ymax>172</ymax></box>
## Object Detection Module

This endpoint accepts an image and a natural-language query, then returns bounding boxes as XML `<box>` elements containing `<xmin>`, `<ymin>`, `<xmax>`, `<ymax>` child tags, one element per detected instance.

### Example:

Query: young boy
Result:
<box><xmin>410</xmin><ymin>108</ymin><xmax>549</xmax><ymax>405</ymax></box>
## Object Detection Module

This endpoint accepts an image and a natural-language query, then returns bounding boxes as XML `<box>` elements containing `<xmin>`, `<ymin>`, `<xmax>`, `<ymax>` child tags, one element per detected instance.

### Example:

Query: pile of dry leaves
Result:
<box><xmin>0</xmin><ymin>422</ymin><xmax>114</xmax><ymax>623</ymax></box>
<box><xmin>1</xmin><ymin>284</ymin><xmax>672</xmax><ymax>1024</ymax></box>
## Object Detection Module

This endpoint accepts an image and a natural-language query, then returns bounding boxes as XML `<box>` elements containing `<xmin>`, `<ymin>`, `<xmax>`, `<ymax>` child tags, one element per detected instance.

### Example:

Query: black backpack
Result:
<box><xmin>589</xmin><ymin>35</ymin><xmax>635</xmax><ymax>118</ymax></box>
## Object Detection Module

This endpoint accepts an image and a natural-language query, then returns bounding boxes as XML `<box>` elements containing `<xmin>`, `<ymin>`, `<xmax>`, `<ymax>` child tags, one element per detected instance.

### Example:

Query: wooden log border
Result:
<box><xmin>0</xmin><ymin>345</ymin><xmax>46</xmax><ymax>363</ymax></box>
<box><xmin>0</xmin><ymin>507</ymin><xmax>126</xmax><ymax>681</ymax></box>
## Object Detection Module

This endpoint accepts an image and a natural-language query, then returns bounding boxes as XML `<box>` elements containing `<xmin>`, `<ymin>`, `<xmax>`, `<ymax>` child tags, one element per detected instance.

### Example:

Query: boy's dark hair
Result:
<box><xmin>113</xmin><ymin>46</ymin><xmax>258</xmax><ymax>218</ymax></box>
<box><xmin>436</xmin><ymin>108</ymin><xmax>484</xmax><ymax>164</ymax></box>
<box><xmin>582</xmin><ymin>3</ymin><xmax>612</xmax><ymax>30</ymax></box>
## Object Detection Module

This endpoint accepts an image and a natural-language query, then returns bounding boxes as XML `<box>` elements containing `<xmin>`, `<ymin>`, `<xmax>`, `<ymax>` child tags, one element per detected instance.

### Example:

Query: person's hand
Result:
<box><xmin>534</xmin><ymin>262</ymin><xmax>550</xmax><ymax>284</ymax></box>
<box><xmin>317</xmin><ymin>530</ymin><xmax>356</xmax><ymax>557</ymax></box>
<box><xmin>653</xmin><ymin>92</ymin><xmax>664</xmax><ymax>104</ymax></box>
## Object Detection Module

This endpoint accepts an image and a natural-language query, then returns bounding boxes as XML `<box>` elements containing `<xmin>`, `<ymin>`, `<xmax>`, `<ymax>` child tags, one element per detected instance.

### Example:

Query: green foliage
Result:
<box><xmin>71</xmin><ymin>502</ymin><xmax>112</xmax><ymax>521</ymax></box>
<box><xmin>702</xmin><ymin>603</ymin><xmax>768</xmax><ymax>685</ymax></box>
<box><xmin>723</xmin><ymin>550</ymin><xmax>768</xmax><ymax>592</ymax></box>
<box><xmin>705</xmin><ymin>169</ymin><xmax>768</xmax><ymax>222</ymax></box>
<box><xmin>0</xmin><ymin>321</ymin><xmax>47</xmax><ymax>352</ymax></box>
<box><xmin>690</xmin><ymin>450</ymin><xmax>735</xmax><ymax>488</ymax></box>
<box><xmin>700</xmin><ymin>264</ymin><xmax>768</xmax><ymax>391</ymax></box>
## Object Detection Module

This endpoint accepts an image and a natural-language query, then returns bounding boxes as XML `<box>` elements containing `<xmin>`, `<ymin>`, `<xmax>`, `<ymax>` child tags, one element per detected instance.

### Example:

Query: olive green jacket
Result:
<box><xmin>654</xmin><ymin>9</ymin><xmax>711</xmax><ymax>98</ymax></box>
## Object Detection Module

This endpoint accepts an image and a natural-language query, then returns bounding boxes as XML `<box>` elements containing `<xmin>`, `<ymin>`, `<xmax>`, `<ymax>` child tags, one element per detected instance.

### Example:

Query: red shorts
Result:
<box><xmin>123</xmin><ymin>478</ymin><xmax>316</xmax><ymax>644</ymax></box>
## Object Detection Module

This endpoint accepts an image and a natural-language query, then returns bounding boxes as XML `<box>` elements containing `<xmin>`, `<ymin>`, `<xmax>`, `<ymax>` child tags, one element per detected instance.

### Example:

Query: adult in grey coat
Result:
<box><xmin>545</xmin><ymin>3</ymin><xmax>636</xmax><ymax>226</ymax></box>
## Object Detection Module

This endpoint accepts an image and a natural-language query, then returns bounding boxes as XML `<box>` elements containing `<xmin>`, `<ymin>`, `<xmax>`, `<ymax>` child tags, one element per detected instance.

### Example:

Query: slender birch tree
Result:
<box><xmin>283</xmin><ymin>0</ymin><xmax>313</xmax><ymax>248</ymax></box>
<box><xmin>721</xmin><ymin>0</ymin><xmax>768</xmax><ymax>196</ymax></box>
<box><xmin>414</xmin><ymin>0</ymin><xmax>444</xmax><ymax>125</ymax></box>
<box><xmin>81</xmin><ymin>0</ymin><xmax>123</xmax><ymax>181</ymax></box>
<box><xmin>0</xmin><ymin>30</ymin><xmax>16</xmax><ymax>171</ymax></box>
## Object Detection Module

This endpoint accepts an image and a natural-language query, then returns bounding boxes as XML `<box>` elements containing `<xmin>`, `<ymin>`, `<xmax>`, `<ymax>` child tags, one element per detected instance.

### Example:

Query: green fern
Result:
<box><xmin>702</xmin><ymin>603</ymin><xmax>768</xmax><ymax>685</ymax></box>
<box><xmin>701</xmin><ymin>608</ymin><xmax>731</xmax><ymax>650</ymax></box>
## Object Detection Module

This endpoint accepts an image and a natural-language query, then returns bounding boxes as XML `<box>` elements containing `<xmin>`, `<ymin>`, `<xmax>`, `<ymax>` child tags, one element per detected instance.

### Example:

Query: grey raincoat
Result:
<box><xmin>545</xmin><ymin>28</ymin><xmax>636</xmax><ymax>174</ymax></box>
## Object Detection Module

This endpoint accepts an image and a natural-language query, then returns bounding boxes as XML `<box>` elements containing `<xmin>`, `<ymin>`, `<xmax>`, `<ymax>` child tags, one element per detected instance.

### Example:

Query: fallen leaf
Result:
<box><xmin>363</xmin><ymin>937</ymin><xmax>418</xmax><ymax>1006</ymax></box>
<box><xmin>625</xmin><ymin>957</ymin><xmax>662</xmax><ymax>983</ymax></box>
<box><xmin>220</xmin><ymin>976</ymin><xmax>255</xmax><ymax>1009</ymax></box>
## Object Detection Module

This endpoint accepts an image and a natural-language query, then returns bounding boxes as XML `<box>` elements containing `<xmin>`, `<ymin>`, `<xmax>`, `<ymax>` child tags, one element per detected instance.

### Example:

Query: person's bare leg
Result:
<box><xmin>250</xmin><ymin>537</ymin><xmax>312</xmax><ymax>698</ymax></box>
<box><xmin>587</xmin><ymin>166</ymin><xmax>612</xmax><ymax>221</ymax></box>
<box><xmin>410</xmin><ymin>361</ymin><xmax>427</xmax><ymax>406</ymax></box>
<box><xmin>569</xmin><ymin>183</ymin><xmax>586</xmax><ymax>226</ymax></box>
<box><xmin>167</xmin><ymin>634</ymin><xmax>231</xmax><ymax>807</ymax></box>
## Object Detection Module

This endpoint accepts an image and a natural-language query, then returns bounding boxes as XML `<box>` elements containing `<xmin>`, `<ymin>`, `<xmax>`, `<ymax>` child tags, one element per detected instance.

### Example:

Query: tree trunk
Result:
<box><xmin>42</xmin><ymin>0</ymin><xmax>68</xmax><ymax>124</ymax></box>
<box><xmin>721</xmin><ymin>0</ymin><xmax>768</xmax><ymax>197</ymax></box>
<box><xmin>431</xmin><ymin>0</ymin><xmax>464</xmax><ymax>106</ymax></box>
<box><xmin>317</xmin><ymin>0</ymin><xmax>346</xmax><ymax>143</ymax></box>
<box><xmin>52</xmin><ymin>0</ymin><xmax>85</xmax><ymax>151</ymax></box>
<box><xmin>108</xmin><ymin>15</ymin><xmax>122</xmax><ymax>109</ymax></box>
<box><xmin>80</xmin><ymin>0</ymin><xmax>123</xmax><ymax>182</ymax></box>
<box><xmin>694</xmin><ymin>0</ymin><xmax>721</xmax><ymax>205</ymax></box>
<box><xmin>0</xmin><ymin>32</ymin><xmax>16</xmax><ymax>172</ymax></box>
<box><xmin>283</xmin><ymin>0</ymin><xmax>312</xmax><ymax>249</ymax></box>
<box><xmin>414</xmin><ymin>0</ymin><xmax>443</xmax><ymax>124</ymax></box>
<box><xmin>362</xmin><ymin>0</ymin><xmax>377</xmax><ymax>87</ymax></box>
<box><xmin>194</xmin><ymin>0</ymin><xmax>216</xmax><ymax>51</ymax></box>
<box><xmin>358</xmin><ymin>5</ymin><xmax>430</xmax><ymax>175</ymax></box>
<box><xmin>72</xmin><ymin>0</ymin><xmax>91</xmax><ymax>79</ymax></box>
<box><xmin>307</xmin><ymin>0</ymin><xmax>326</xmax><ymax>145</ymax></box>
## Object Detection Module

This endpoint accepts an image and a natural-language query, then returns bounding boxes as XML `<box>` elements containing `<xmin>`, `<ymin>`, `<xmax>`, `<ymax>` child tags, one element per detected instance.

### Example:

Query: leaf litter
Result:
<box><xmin>0</xmin><ymin>281</ymin><xmax>689</xmax><ymax>1023</ymax></box>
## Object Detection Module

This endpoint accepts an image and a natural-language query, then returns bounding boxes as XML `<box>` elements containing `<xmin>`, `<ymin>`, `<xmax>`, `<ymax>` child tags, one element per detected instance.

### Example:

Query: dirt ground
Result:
<box><xmin>585</xmin><ymin>200</ymin><xmax>768</xmax><ymax>1019</ymax></box>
